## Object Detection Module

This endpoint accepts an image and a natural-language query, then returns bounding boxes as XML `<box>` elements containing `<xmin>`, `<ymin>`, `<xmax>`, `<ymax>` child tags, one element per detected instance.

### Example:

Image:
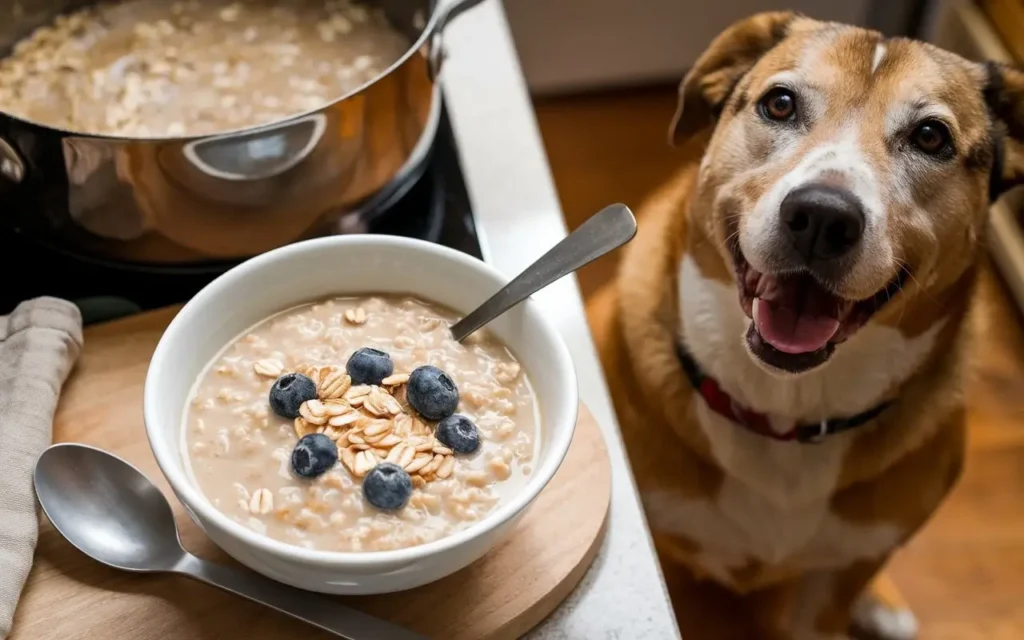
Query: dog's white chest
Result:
<box><xmin>643</xmin><ymin>403</ymin><xmax>904</xmax><ymax>586</ymax></box>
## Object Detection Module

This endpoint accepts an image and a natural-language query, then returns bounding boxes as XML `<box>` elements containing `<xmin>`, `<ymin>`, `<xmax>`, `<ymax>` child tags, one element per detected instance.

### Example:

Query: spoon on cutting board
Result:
<box><xmin>449</xmin><ymin>202</ymin><xmax>637</xmax><ymax>341</ymax></box>
<box><xmin>33</xmin><ymin>443</ymin><xmax>426</xmax><ymax>640</ymax></box>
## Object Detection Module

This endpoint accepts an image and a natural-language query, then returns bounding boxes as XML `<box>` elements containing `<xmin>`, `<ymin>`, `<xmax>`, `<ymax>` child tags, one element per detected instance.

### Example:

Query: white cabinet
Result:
<box><xmin>504</xmin><ymin>0</ymin><xmax>874</xmax><ymax>95</ymax></box>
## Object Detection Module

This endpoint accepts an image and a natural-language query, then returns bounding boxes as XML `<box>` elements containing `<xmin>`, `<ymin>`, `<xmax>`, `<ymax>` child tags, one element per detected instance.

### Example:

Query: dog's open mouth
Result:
<box><xmin>733</xmin><ymin>248</ymin><xmax>908</xmax><ymax>373</ymax></box>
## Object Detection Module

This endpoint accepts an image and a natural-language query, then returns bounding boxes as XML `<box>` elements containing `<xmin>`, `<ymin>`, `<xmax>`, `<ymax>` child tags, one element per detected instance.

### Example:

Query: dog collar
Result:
<box><xmin>675</xmin><ymin>343</ymin><xmax>889</xmax><ymax>443</ymax></box>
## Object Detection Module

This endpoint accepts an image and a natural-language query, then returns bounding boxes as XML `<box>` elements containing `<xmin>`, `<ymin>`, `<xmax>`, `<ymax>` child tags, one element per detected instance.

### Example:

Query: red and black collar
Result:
<box><xmin>676</xmin><ymin>343</ymin><xmax>889</xmax><ymax>443</ymax></box>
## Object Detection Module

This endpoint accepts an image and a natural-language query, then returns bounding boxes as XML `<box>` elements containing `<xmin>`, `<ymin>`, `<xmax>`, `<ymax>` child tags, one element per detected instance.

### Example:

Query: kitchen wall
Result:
<box><xmin>505</xmin><ymin>0</ymin><xmax>919</xmax><ymax>96</ymax></box>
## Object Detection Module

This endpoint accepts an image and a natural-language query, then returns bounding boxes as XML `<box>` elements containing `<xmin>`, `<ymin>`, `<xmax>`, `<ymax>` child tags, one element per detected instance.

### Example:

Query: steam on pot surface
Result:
<box><xmin>0</xmin><ymin>0</ymin><xmax>411</xmax><ymax>137</ymax></box>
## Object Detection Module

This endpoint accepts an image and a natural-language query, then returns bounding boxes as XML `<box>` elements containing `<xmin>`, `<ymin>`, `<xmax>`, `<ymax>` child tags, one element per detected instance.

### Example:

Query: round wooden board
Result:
<box><xmin>9</xmin><ymin>308</ymin><xmax>612</xmax><ymax>640</ymax></box>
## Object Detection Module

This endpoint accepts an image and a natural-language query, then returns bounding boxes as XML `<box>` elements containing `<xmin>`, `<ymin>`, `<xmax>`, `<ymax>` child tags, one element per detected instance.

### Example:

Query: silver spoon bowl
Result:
<box><xmin>34</xmin><ymin>442</ymin><xmax>425</xmax><ymax>640</ymax></box>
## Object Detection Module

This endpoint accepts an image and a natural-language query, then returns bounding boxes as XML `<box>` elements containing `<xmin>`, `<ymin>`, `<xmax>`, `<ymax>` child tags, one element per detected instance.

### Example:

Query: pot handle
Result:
<box><xmin>427</xmin><ymin>0</ymin><xmax>493</xmax><ymax>80</ymax></box>
<box><xmin>0</xmin><ymin>137</ymin><xmax>25</xmax><ymax>184</ymax></box>
<box><xmin>181</xmin><ymin>113</ymin><xmax>327</xmax><ymax>182</ymax></box>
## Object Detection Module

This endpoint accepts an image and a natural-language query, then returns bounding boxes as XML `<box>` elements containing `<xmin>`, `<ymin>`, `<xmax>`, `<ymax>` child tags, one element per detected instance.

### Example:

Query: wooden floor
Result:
<box><xmin>533</xmin><ymin>85</ymin><xmax>684</xmax><ymax>300</ymax></box>
<box><xmin>534</xmin><ymin>85</ymin><xmax>1024</xmax><ymax>639</ymax></box>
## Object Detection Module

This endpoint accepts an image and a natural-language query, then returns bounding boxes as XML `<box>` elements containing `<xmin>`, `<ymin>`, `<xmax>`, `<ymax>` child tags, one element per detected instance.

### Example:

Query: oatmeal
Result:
<box><xmin>184</xmin><ymin>296</ymin><xmax>539</xmax><ymax>552</ymax></box>
<box><xmin>0</xmin><ymin>0</ymin><xmax>410</xmax><ymax>136</ymax></box>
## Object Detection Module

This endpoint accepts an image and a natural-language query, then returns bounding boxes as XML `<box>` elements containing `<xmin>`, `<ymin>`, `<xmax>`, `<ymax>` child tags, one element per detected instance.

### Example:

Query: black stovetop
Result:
<box><xmin>0</xmin><ymin>107</ymin><xmax>483</xmax><ymax>324</ymax></box>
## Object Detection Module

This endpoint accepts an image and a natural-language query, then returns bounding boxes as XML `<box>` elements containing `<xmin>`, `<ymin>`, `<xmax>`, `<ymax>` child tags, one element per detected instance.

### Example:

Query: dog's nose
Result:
<box><xmin>780</xmin><ymin>184</ymin><xmax>865</xmax><ymax>262</ymax></box>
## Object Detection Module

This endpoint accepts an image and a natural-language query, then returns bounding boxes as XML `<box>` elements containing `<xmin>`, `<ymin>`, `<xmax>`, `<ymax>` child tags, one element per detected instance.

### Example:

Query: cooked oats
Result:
<box><xmin>318</xmin><ymin>369</ymin><xmax>352</xmax><ymax>400</ymax></box>
<box><xmin>184</xmin><ymin>295</ymin><xmax>539</xmax><ymax>552</ymax></box>
<box><xmin>344</xmin><ymin>307</ymin><xmax>367</xmax><ymax>325</ymax></box>
<box><xmin>249</xmin><ymin>488</ymin><xmax>274</xmax><ymax>514</ymax></box>
<box><xmin>253</xmin><ymin>358</ymin><xmax>284</xmax><ymax>378</ymax></box>
<box><xmin>381</xmin><ymin>372</ymin><xmax>410</xmax><ymax>386</ymax></box>
<box><xmin>0</xmin><ymin>0</ymin><xmax>410</xmax><ymax>136</ymax></box>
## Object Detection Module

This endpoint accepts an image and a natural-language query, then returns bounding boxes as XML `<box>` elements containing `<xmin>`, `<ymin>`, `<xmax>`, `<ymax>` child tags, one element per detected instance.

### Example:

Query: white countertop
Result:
<box><xmin>439</xmin><ymin>1</ymin><xmax>682</xmax><ymax>637</ymax></box>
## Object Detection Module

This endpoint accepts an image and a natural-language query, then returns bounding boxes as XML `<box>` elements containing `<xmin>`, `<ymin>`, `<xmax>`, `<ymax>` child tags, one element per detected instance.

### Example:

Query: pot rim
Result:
<box><xmin>0</xmin><ymin>0</ymin><xmax>446</xmax><ymax>142</ymax></box>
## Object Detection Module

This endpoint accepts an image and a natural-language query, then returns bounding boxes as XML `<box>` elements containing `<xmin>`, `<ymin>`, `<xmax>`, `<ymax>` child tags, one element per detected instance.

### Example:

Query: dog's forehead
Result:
<box><xmin>745</xmin><ymin>22</ymin><xmax>986</xmax><ymax>121</ymax></box>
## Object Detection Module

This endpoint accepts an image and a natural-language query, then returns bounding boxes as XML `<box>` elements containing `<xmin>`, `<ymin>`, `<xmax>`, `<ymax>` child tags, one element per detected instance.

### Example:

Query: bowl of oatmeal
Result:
<box><xmin>144</xmin><ymin>235</ymin><xmax>578</xmax><ymax>594</ymax></box>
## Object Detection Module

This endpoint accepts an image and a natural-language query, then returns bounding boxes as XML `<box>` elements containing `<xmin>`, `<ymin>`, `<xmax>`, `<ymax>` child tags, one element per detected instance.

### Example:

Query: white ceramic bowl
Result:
<box><xmin>144</xmin><ymin>235</ymin><xmax>578</xmax><ymax>595</ymax></box>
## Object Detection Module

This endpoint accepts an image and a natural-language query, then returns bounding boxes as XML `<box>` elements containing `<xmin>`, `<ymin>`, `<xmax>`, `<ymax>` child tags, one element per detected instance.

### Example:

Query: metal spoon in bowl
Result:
<box><xmin>449</xmin><ymin>203</ymin><xmax>637</xmax><ymax>342</ymax></box>
<box><xmin>33</xmin><ymin>442</ymin><xmax>426</xmax><ymax>640</ymax></box>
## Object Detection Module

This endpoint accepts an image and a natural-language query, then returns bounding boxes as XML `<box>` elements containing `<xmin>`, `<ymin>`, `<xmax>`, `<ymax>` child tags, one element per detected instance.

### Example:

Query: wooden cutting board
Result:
<box><xmin>10</xmin><ymin>307</ymin><xmax>611</xmax><ymax>640</ymax></box>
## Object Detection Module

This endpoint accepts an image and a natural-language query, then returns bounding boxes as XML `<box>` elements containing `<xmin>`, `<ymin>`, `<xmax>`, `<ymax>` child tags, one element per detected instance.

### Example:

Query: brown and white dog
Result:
<box><xmin>589</xmin><ymin>11</ymin><xmax>1024</xmax><ymax>639</ymax></box>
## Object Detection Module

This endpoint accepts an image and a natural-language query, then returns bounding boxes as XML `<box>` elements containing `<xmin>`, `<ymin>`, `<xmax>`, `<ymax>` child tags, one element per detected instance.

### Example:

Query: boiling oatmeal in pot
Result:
<box><xmin>0</xmin><ymin>0</ymin><xmax>411</xmax><ymax>136</ymax></box>
<box><xmin>184</xmin><ymin>296</ymin><xmax>539</xmax><ymax>552</ymax></box>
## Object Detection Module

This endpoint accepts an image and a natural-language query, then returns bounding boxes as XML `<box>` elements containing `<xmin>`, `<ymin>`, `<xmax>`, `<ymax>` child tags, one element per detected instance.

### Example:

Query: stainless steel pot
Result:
<box><xmin>0</xmin><ymin>0</ymin><xmax>487</xmax><ymax>265</ymax></box>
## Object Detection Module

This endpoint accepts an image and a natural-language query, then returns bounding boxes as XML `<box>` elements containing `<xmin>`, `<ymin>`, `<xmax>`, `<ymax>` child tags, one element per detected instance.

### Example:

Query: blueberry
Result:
<box><xmin>346</xmin><ymin>347</ymin><xmax>394</xmax><ymax>385</ymax></box>
<box><xmin>435</xmin><ymin>414</ymin><xmax>481</xmax><ymax>454</ymax></box>
<box><xmin>269</xmin><ymin>372</ymin><xmax>318</xmax><ymax>418</ymax></box>
<box><xmin>291</xmin><ymin>433</ymin><xmax>338</xmax><ymax>478</ymax></box>
<box><xmin>362</xmin><ymin>462</ymin><xmax>413</xmax><ymax>510</ymax></box>
<box><xmin>406</xmin><ymin>365</ymin><xmax>459</xmax><ymax>420</ymax></box>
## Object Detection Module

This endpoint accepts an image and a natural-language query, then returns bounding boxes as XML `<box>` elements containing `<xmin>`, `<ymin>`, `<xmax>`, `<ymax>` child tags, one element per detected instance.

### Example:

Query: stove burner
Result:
<box><xmin>329</xmin><ymin>154</ymin><xmax>446</xmax><ymax>243</ymax></box>
<box><xmin>0</xmin><ymin>107</ymin><xmax>483</xmax><ymax>323</ymax></box>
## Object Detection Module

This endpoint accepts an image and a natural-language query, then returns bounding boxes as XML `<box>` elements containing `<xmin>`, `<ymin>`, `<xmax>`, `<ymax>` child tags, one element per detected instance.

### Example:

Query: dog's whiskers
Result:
<box><xmin>896</xmin><ymin>259</ymin><xmax>936</xmax><ymax>305</ymax></box>
<box><xmin>717</xmin><ymin>229</ymin><xmax>741</xmax><ymax>254</ymax></box>
<box><xmin>886</xmin><ymin>260</ymin><xmax>918</xmax><ymax>329</ymax></box>
<box><xmin>694</xmin><ymin>226</ymin><xmax>742</xmax><ymax>257</ymax></box>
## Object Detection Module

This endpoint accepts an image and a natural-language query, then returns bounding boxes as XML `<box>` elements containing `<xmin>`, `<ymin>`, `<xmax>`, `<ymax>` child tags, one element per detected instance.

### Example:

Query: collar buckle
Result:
<box><xmin>803</xmin><ymin>419</ymin><xmax>829</xmax><ymax>444</ymax></box>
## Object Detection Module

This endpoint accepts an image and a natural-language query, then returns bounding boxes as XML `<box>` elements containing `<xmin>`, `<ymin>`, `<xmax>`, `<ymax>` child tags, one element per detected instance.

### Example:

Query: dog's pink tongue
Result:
<box><xmin>753</xmin><ymin>274</ymin><xmax>842</xmax><ymax>354</ymax></box>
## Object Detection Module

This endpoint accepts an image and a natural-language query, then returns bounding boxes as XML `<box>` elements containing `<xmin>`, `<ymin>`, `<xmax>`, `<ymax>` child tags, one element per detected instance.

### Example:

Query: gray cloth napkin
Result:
<box><xmin>0</xmin><ymin>298</ymin><xmax>83</xmax><ymax>639</ymax></box>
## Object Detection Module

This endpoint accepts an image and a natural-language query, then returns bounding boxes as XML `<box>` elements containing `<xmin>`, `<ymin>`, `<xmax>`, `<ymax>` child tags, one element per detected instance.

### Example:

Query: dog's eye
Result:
<box><xmin>911</xmin><ymin>120</ymin><xmax>951</xmax><ymax>155</ymax></box>
<box><xmin>759</xmin><ymin>88</ymin><xmax>797</xmax><ymax>122</ymax></box>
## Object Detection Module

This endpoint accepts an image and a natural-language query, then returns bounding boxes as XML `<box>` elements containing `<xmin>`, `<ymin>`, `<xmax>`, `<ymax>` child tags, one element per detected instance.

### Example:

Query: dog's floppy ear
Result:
<box><xmin>984</xmin><ymin>61</ymin><xmax>1024</xmax><ymax>200</ymax></box>
<box><xmin>670</xmin><ymin>11</ymin><xmax>796</xmax><ymax>147</ymax></box>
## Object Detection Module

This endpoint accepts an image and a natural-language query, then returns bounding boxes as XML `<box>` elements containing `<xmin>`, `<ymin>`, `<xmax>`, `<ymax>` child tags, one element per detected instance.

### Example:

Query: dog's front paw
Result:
<box><xmin>851</xmin><ymin>593</ymin><xmax>918</xmax><ymax>640</ymax></box>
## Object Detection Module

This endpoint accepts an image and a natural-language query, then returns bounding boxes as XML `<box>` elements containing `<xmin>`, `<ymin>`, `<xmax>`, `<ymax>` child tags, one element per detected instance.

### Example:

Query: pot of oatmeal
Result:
<box><xmin>0</xmin><ymin>0</ymin><xmax>485</xmax><ymax>264</ymax></box>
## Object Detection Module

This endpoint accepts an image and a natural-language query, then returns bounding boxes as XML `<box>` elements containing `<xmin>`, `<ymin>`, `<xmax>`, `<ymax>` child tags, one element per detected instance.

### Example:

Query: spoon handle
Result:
<box><xmin>449</xmin><ymin>203</ymin><xmax>637</xmax><ymax>341</ymax></box>
<box><xmin>175</xmin><ymin>553</ymin><xmax>427</xmax><ymax>639</ymax></box>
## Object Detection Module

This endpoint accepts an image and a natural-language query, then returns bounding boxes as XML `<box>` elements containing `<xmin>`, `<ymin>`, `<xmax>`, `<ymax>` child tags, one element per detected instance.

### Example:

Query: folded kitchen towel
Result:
<box><xmin>0</xmin><ymin>298</ymin><xmax>83</xmax><ymax>639</ymax></box>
